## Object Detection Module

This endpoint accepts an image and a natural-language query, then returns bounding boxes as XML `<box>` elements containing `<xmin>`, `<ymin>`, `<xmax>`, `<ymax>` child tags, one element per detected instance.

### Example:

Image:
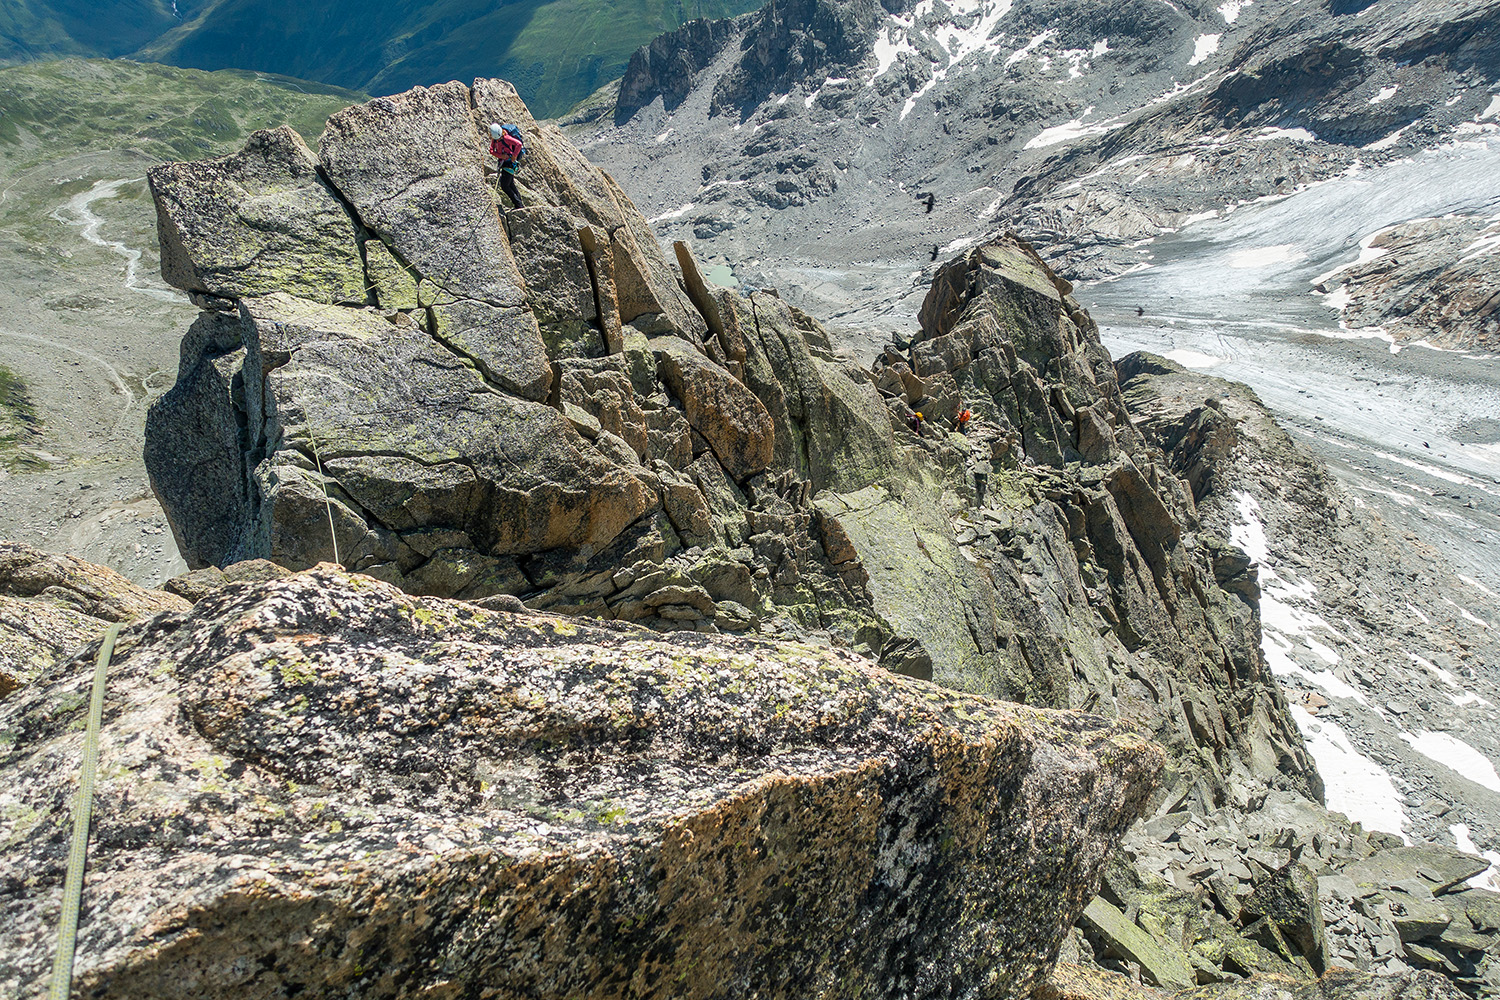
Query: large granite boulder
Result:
<box><xmin>148</xmin><ymin>125</ymin><xmax>366</xmax><ymax>304</ymax></box>
<box><xmin>0</xmin><ymin>566</ymin><xmax>1161</xmax><ymax>999</ymax></box>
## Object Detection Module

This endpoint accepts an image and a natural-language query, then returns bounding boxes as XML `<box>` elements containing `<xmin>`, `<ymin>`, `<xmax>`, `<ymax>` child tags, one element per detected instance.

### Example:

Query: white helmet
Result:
<box><xmin>489</xmin><ymin>123</ymin><xmax>504</xmax><ymax>139</ymax></box>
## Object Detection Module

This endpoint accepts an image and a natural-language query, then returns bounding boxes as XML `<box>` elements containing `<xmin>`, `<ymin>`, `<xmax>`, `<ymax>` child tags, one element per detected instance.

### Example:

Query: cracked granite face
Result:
<box><xmin>1</xmin><ymin>566</ymin><xmax>1160</xmax><ymax>999</ymax></box>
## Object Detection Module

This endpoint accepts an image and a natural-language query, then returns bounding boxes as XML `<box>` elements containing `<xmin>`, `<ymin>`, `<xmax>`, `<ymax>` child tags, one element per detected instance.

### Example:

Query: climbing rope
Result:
<box><xmin>307</xmin><ymin>427</ymin><xmax>341</xmax><ymax>566</ymax></box>
<box><xmin>48</xmin><ymin>622</ymin><xmax>122</xmax><ymax>1000</ymax></box>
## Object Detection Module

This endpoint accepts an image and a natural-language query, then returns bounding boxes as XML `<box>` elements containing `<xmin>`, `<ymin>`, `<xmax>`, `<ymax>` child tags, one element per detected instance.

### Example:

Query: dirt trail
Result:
<box><xmin>49</xmin><ymin>178</ymin><xmax>181</xmax><ymax>303</ymax></box>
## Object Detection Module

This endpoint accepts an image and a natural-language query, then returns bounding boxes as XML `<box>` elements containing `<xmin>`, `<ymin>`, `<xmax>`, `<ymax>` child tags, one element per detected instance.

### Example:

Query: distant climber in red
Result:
<box><xmin>489</xmin><ymin>123</ymin><xmax>526</xmax><ymax>211</ymax></box>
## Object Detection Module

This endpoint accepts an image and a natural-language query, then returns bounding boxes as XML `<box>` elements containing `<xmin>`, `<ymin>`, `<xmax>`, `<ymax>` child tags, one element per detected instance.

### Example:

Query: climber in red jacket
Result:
<box><xmin>488</xmin><ymin>123</ymin><xmax>525</xmax><ymax>211</ymax></box>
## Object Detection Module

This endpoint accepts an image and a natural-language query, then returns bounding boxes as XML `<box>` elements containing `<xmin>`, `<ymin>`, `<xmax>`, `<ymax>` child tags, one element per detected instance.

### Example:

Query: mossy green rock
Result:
<box><xmin>148</xmin><ymin>125</ymin><xmax>366</xmax><ymax>303</ymax></box>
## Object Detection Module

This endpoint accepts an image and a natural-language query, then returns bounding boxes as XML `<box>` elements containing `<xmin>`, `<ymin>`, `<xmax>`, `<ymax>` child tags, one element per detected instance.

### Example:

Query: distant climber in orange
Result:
<box><xmin>956</xmin><ymin>408</ymin><xmax>972</xmax><ymax>434</ymax></box>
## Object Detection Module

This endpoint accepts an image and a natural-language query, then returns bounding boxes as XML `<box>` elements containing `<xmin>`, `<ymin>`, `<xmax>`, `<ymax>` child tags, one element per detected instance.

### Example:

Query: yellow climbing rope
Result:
<box><xmin>48</xmin><ymin>622</ymin><xmax>122</xmax><ymax>1000</ymax></box>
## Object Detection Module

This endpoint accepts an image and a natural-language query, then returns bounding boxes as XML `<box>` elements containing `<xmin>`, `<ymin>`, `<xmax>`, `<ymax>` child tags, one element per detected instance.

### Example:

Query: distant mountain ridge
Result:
<box><xmin>566</xmin><ymin>0</ymin><xmax>1500</xmax><ymax>335</ymax></box>
<box><xmin>0</xmin><ymin>0</ymin><xmax>767</xmax><ymax>118</ymax></box>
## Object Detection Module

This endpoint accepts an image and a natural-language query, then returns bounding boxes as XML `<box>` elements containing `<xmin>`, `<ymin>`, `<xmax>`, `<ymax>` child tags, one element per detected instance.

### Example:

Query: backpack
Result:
<box><xmin>501</xmin><ymin>124</ymin><xmax>526</xmax><ymax>161</ymax></box>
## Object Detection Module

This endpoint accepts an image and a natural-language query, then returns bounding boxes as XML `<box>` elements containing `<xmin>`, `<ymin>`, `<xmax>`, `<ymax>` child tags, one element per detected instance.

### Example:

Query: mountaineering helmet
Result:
<box><xmin>489</xmin><ymin>123</ymin><xmax>505</xmax><ymax>139</ymax></box>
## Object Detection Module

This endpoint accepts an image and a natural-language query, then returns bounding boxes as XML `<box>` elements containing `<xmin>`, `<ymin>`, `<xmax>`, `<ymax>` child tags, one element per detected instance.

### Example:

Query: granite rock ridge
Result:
<box><xmin>145</xmin><ymin>79</ymin><xmax>1313</xmax><ymax>811</ymax></box>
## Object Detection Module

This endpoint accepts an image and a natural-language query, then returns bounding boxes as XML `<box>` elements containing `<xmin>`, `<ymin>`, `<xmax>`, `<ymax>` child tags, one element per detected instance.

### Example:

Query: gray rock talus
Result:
<box><xmin>0</xmin><ymin>565</ymin><xmax>1161</xmax><ymax>999</ymax></box>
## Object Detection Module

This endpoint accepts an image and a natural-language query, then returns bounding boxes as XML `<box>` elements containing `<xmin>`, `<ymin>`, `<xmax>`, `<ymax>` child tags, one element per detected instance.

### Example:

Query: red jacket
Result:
<box><xmin>490</xmin><ymin>133</ymin><xmax>523</xmax><ymax>161</ymax></box>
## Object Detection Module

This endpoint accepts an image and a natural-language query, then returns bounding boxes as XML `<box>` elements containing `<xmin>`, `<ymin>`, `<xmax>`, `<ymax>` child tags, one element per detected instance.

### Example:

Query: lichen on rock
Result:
<box><xmin>0</xmin><ymin>565</ymin><xmax>1161</xmax><ymax>999</ymax></box>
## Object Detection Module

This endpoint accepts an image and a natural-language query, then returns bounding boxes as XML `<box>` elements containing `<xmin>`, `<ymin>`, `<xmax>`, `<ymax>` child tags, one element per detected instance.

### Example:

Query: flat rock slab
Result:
<box><xmin>1178</xmin><ymin>968</ymin><xmax>1467</xmax><ymax>998</ymax></box>
<box><xmin>1</xmin><ymin>566</ymin><xmax>1160</xmax><ymax>1000</ymax></box>
<box><xmin>1337</xmin><ymin>847</ymin><xmax>1492</xmax><ymax>897</ymax></box>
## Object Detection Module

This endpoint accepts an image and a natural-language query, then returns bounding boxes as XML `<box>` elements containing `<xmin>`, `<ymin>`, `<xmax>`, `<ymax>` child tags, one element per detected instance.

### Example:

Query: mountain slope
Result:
<box><xmin>1</xmin><ymin>0</ymin><xmax>767</xmax><ymax>118</ymax></box>
<box><xmin>0</xmin><ymin>0</ymin><xmax>188</xmax><ymax>62</ymax></box>
<box><xmin>566</xmin><ymin>0</ymin><xmax>1500</xmax><ymax>334</ymax></box>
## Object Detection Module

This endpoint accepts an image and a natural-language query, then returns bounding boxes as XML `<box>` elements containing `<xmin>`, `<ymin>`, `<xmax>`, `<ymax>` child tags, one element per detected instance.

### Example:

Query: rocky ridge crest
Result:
<box><xmin>144</xmin><ymin>79</ymin><xmax>1314</xmax><ymax>816</ymax></box>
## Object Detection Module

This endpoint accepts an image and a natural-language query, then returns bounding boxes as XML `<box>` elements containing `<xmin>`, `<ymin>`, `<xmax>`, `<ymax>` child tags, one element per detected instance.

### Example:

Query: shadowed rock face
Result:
<box><xmin>0</xmin><ymin>565</ymin><xmax>1161</xmax><ymax>999</ymax></box>
<box><xmin>145</xmin><ymin>80</ymin><xmax>1313</xmax><ymax>812</ymax></box>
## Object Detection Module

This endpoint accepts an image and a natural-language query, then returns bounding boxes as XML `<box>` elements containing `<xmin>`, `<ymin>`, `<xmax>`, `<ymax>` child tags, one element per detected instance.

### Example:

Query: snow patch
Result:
<box><xmin>1254</xmin><ymin>127</ymin><xmax>1319</xmax><ymax>143</ymax></box>
<box><xmin>1024</xmin><ymin>116</ymin><xmax>1122</xmax><ymax>149</ymax></box>
<box><xmin>1319</xmin><ymin>285</ymin><xmax>1353</xmax><ymax>312</ymax></box>
<box><xmin>1370</xmin><ymin>85</ymin><xmax>1399</xmax><ymax>105</ymax></box>
<box><xmin>1007</xmin><ymin>31</ymin><xmax>1053</xmax><ymax>68</ymax></box>
<box><xmin>1164</xmin><ymin>349</ymin><xmax>1222</xmax><ymax>368</ymax></box>
<box><xmin>901</xmin><ymin>76</ymin><xmax>940</xmax><ymax>120</ymax></box>
<box><xmin>1365</xmin><ymin>123</ymin><xmax>1416</xmax><ymax>151</ymax></box>
<box><xmin>1312</xmin><ymin>227</ymin><xmax>1394</xmax><ymax>287</ymax></box>
<box><xmin>1291</xmin><ymin>705</ymin><xmax>1407</xmax><ymax>841</ymax></box>
<box><xmin>1482</xmin><ymin>95</ymin><xmax>1500</xmax><ymax>121</ymax></box>
<box><xmin>1402</xmin><ymin>731</ymin><xmax>1500</xmax><ymax>795</ymax></box>
<box><xmin>931</xmin><ymin>0</ymin><xmax>1013</xmax><ymax>68</ymax></box>
<box><xmin>1188</xmin><ymin>34</ymin><xmax>1221</xmax><ymax>67</ymax></box>
<box><xmin>1451</xmin><ymin>824</ymin><xmax>1500</xmax><ymax>890</ymax></box>
<box><xmin>1230</xmin><ymin>491</ymin><xmax>1269</xmax><ymax>564</ymax></box>
<box><xmin>1459</xmin><ymin>574</ymin><xmax>1498</xmax><ymax>599</ymax></box>
<box><xmin>1409</xmin><ymin>652</ymin><xmax>1459</xmax><ymax>688</ymax></box>
<box><xmin>1218</xmin><ymin>0</ymin><xmax>1250</xmax><ymax>24</ymax></box>
<box><xmin>871</xmin><ymin>26</ymin><xmax>918</xmax><ymax>82</ymax></box>
<box><xmin>1443</xmin><ymin>597</ymin><xmax>1491</xmax><ymax>629</ymax></box>
<box><xmin>648</xmin><ymin>203</ymin><xmax>695</xmax><ymax>224</ymax></box>
<box><xmin>1232</xmin><ymin>491</ymin><xmax>1367</xmax><ymax>705</ymax></box>
<box><xmin>1459</xmin><ymin>224</ymin><xmax>1500</xmax><ymax>264</ymax></box>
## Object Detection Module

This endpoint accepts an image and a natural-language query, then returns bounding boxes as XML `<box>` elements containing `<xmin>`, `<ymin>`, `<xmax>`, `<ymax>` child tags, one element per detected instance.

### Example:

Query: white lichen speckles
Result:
<box><xmin>0</xmin><ymin>566</ymin><xmax>1162</xmax><ymax>1000</ymax></box>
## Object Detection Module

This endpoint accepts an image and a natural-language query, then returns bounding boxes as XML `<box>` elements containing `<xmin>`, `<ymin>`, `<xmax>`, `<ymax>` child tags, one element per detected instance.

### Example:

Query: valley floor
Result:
<box><xmin>0</xmin><ymin>151</ymin><xmax>193</xmax><ymax>586</ymax></box>
<box><xmin>1076</xmin><ymin>157</ymin><xmax>1500</xmax><ymax>883</ymax></box>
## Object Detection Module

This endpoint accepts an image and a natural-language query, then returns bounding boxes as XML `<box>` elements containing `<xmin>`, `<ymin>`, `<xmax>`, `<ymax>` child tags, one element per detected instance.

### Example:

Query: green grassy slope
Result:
<box><xmin>0</xmin><ymin>0</ymin><xmax>190</xmax><ymax>62</ymax></box>
<box><xmin>0</xmin><ymin>58</ymin><xmax>365</xmax><ymax>165</ymax></box>
<box><xmin>128</xmin><ymin>0</ymin><xmax>765</xmax><ymax>118</ymax></box>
